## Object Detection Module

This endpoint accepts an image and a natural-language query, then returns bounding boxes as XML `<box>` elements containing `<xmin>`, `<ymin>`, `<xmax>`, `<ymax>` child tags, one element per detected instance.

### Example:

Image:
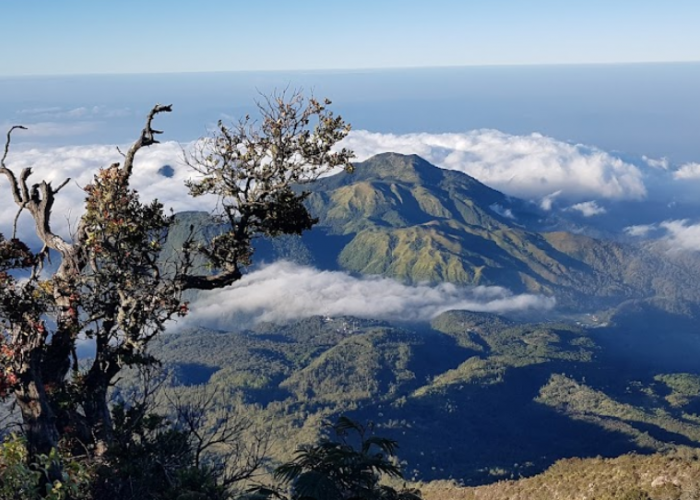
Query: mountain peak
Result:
<box><xmin>352</xmin><ymin>152</ymin><xmax>446</xmax><ymax>184</ymax></box>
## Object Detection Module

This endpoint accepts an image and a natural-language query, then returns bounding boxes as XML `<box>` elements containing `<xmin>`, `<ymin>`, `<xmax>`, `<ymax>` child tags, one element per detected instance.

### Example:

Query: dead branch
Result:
<box><xmin>0</xmin><ymin>126</ymin><xmax>27</xmax><ymax>204</ymax></box>
<box><xmin>123</xmin><ymin>104</ymin><xmax>172</xmax><ymax>177</ymax></box>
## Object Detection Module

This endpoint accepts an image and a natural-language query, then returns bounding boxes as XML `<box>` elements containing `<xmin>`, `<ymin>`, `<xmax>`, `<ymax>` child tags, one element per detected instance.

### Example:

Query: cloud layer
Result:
<box><xmin>0</xmin><ymin>141</ymin><xmax>213</xmax><ymax>242</ymax></box>
<box><xmin>3</xmin><ymin>129</ymin><xmax>700</xmax><ymax>250</ymax></box>
<box><xmin>176</xmin><ymin>261</ymin><xmax>556</xmax><ymax>330</ymax></box>
<box><xmin>342</xmin><ymin>129</ymin><xmax>648</xmax><ymax>202</ymax></box>
<box><xmin>626</xmin><ymin>219</ymin><xmax>700</xmax><ymax>252</ymax></box>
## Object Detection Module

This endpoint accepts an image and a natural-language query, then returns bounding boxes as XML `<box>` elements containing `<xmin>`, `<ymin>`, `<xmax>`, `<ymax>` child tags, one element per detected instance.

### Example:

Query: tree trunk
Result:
<box><xmin>82</xmin><ymin>371</ymin><xmax>114</xmax><ymax>457</ymax></box>
<box><xmin>14</xmin><ymin>355</ymin><xmax>60</xmax><ymax>457</ymax></box>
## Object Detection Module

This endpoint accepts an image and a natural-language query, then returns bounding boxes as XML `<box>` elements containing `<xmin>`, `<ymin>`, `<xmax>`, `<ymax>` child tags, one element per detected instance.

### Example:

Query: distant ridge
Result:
<box><xmin>302</xmin><ymin>153</ymin><xmax>700</xmax><ymax>310</ymax></box>
<box><xmin>165</xmin><ymin>153</ymin><xmax>700</xmax><ymax>313</ymax></box>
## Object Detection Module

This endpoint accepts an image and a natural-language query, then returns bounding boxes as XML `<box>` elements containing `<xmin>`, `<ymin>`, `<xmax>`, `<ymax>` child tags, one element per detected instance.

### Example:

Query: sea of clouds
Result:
<box><xmin>175</xmin><ymin>261</ymin><xmax>556</xmax><ymax>330</ymax></box>
<box><xmin>344</xmin><ymin>130</ymin><xmax>649</xmax><ymax>202</ymax></box>
<box><xmin>3</xmin><ymin>128</ymin><xmax>700</xmax><ymax>327</ymax></box>
<box><xmin>5</xmin><ymin>128</ymin><xmax>699</xmax><ymax>234</ymax></box>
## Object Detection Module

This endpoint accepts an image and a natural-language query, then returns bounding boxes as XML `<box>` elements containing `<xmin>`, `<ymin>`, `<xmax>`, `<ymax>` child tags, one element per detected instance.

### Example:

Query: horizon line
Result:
<box><xmin>2</xmin><ymin>59</ymin><xmax>700</xmax><ymax>79</ymax></box>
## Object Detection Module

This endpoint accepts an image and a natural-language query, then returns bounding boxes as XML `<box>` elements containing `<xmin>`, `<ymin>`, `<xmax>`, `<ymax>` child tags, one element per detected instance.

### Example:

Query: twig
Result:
<box><xmin>1</xmin><ymin>125</ymin><xmax>27</xmax><ymax>168</ymax></box>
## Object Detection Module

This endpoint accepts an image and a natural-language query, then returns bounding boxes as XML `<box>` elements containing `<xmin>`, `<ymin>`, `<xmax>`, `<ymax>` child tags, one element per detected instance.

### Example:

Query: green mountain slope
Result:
<box><xmin>134</xmin><ymin>313</ymin><xmax>700</xmax><ymax>486</ymax></box>
<box><xmin>162</xmin><ymin>153</ymin><xmax>700</xmax><ymax>313</ymax></box>
<box><xmin>422</xmin><ymin>448</ymin><xmax>700</xmax><ymax>500</ymax></box>
<box><xmin>142</xmin><ymin>154</ymin><xmax>700</xmax><ymax>489</ymax></box>
<box><xmin>303</xmin><ymin>153</ymin><xmax>700</xmax><ymax>310</ymax></box>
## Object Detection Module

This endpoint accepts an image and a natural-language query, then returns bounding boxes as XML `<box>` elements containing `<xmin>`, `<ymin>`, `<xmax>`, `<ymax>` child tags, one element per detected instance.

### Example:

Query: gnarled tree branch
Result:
<box><xmin>0</xmin><ymin>125</ymin><xmax>28</xmax><ymax>204</ymax></box>
<box><xmin>123</xmin><ymin>104</ymin><xmax>172</xmax><ymax>177</ymax></box>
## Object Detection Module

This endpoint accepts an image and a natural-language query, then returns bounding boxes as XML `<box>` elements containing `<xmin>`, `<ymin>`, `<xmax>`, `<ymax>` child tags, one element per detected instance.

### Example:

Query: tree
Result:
<box><xmin>254</xmin><ymin>417</ymin><xmax>421</xmax><ymax>500</ymax></box>
<box><xmin>0</xmin><ymin>91</ymin><xmax>354</xmax><ymax>466</ymax></box>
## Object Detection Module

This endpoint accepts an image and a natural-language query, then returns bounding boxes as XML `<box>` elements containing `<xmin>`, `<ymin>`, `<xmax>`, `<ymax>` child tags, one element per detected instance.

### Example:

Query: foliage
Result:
<box><xmin>654</xmin><ymin>373</ymin><xmax>700</xmax><ymax>408</ymax></box>
<box><xmin>184</xmin><ymin>91</ymin><xmax>354</xmax><ymax>272</ymax></box>
<box><xmin>0</xmin><ymin>406</ymin><xmax>238</xmax><ymax>500</ymax></box>
<box><xmin>254</xmin><ymin>417</ymin><xmax>421</xmax><ymax>500</ymax></box>
<box><xmin>91</xmin><ymin>403</ymin><xmax>229</xmax><ymax>500</ymax></box>
<box><xmin>0</xmin><ymin>92</ymin><xmax>352</xmax><ymax>469</ymax></box>
<box><xmin>132</xmin><ymin>311</ymin><xmax>700</xmax><ymax>485</ymax></box>
<box><xmin>0</xmin><ymin>434</ymin><xmax>92</xmax><ymax>500</ymax></box>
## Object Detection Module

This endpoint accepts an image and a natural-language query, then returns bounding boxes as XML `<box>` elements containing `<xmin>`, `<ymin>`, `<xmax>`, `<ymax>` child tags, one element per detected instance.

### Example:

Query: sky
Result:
<box><xmin>2</xmin><ymin>1</ymin><xmax>700</xmax><ymax>76</ymax></box>
<box><xmin>2</xmin><ymin>2</ymin><xmax>700</xmax><ymax>325</ymax></box>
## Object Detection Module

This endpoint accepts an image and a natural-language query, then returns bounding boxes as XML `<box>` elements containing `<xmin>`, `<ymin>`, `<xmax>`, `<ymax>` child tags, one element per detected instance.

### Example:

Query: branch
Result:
<box><xmin>1</xmin><ymin>125</ymin><xmax>26</xmax><ymax>167</ymax></box>
<box><xmin>177</xmin><ymin>268</ymin><xmax>243</xmax><ymax>291</ymax></box>
<box><xmin>53</xmin><ymin>177</ymin><xmax>71</xmax><ymax>194</ymax></box>
<box><xmin>12</xmin><ymin>202</ymin><xmax>28</xmax><ymax>239</ymax></box>
<box><xmin>1</xmin><ymin>125</ymin><xmax>74</xmax><ymax>258</ymax></box>
<box><xmin>123</xmin><ymin>104</ymin><xmax>173</xmax><ymax>177</ymax></box>
<box><xmin>0</xmin><ymin>125</ymin><xmax>27</xmax><ymax>204</ymax></box>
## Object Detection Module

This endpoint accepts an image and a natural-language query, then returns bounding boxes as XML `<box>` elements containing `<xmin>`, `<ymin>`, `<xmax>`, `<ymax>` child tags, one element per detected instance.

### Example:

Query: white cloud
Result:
<box><xmin>341</xmin><ymin>130</ymin><xmax>647</xmax><ymax>202</ymax></box>
<box><xmin>1</xmin><ymin>106</ymin><xmax>133</xmax><ymax>141</ymax></box>
<box><xmin>0</xmin><ymin>141</ymin><xmax>214</xmax><ymax>242</ymax></box>
<box><xmin>569</xmin><ymin>201</ymin><xmax>607</xmax><ymax>217</ymax></box>
<box><xmin>625</xmin><ymin>219</ymin><xmax>700</xmax><ymax>252</ymax></box>
<box><xmin>624</xmin><ymin>224</ymin><xmax>657</xmax><ymax>237</ymax></box>
<box><xmin>15</xmin><ymin>105</ymin><xmax>132</xmax><ymax>121</ymax></box>
<box><xmin>643</xmin><ymin>156</ymin><xmax>670</xmax><ymax>170</ymax></box>
<box><xmin>659</xmin><ymin>220</ymin><xmax>700</xmax><ymax>252</ymax></box>
<box><xmin>489</xmin><ymin>203</ymin><xmax>515</xmax><ymax>219</ymax></box>
<box><xmin>0</xmin><ymin>121</ymin><xmax>99</xmax><ymax>138</ymax></box>
<box><xmin>177</xmin><ymin>261</ymin><xmax>556</xmax><ymax>330</ymax></box>
<box><xmin>673</xmin><ymin>162</ymin><xmax>700</xmax><ymax>180</ymax></box>
<box><xmin>16</xmin><ymin>106</ymin><xmax>63</xmax><ymax>116</ymax></box>
<box><xmin>539</xmin><ymin>190</ymin><xmax>562</xmax><ymax>211</ymax></box>
<box><xmin>4</xmin><ymin>133</ymin><xmax>698</xmax><ymax>255</ymax></box>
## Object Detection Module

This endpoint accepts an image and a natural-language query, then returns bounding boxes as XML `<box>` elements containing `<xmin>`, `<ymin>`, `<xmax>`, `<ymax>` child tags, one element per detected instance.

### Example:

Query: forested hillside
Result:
<box><xmin>131</xmin><ymin>310</ymin><xmax>700</xmax><ymax>485</ymax></box>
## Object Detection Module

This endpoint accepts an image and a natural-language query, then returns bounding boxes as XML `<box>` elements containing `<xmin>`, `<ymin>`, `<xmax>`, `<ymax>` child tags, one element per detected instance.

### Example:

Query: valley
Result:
<box><xmin>146</xmin><ymin>153</ymin><xmax>700</xmax><ymax>489</ymax></box>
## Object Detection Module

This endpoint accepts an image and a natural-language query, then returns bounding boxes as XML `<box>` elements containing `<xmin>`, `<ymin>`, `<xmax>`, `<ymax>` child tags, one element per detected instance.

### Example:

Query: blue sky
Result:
<box><xmin>2</xmin><ymin>1</ymin><xmax>700</xmax><ymax>76</ymax></box>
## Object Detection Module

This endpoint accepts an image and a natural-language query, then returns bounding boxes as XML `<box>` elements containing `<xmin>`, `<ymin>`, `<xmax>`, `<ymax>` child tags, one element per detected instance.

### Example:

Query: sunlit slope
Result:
<box><xmin>162</xmin><ymin>153</ymin><xmax>700</xmax><ymax>311</ymax></box>
<box><xmin>304</xmin><ymin>153</ymin><xmax>700</xmax><ymax>309</ymax></box>
<box><xmin>422</xmin><ymin>448</ymin><xmax>700</xmax><ymax>500</ymax></box>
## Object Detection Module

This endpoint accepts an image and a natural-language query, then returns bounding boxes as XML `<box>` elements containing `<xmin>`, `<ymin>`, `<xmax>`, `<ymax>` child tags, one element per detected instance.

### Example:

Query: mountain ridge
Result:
<box><xmin>164</xmin><ymin>152</ymin><xmax>700</xmax><ymax>316</ymax></box>
<box><xmin>303</xmin><ymin>153</ymin><xmax>700</xmax><ymax>311</ymax></box>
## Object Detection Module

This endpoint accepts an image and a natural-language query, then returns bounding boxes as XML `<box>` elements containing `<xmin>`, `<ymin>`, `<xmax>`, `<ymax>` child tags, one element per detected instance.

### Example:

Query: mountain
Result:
<box><xmin>129</xmin><ymin>312</ymin><xmax>700</xmax><ymax>486</ymax></box>
<box><xmin>142</xmin><ymin>156</ymin><xmax>700</xmax><ymax>486</ymax></box>
<box><xmin>196</xmin><ymin>153</ymin><xmax>697</xmax><ymax>313</ymax></box>
<box><xmin>422</xmin><ymin>448</ymin><xmax>700</xmax><ymax>500</ymax></box>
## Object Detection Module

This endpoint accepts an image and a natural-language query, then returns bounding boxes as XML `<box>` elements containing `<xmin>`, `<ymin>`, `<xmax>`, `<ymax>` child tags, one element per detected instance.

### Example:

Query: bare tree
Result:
<box><xmin>167</xmin><ymin>387</ymin><xmax>270</xmax><ymax>489</ymax></box>
<box><xmin>0</xmin><ymin>92</ymin><xmax>353</xmax><ymax>465</ymax></box>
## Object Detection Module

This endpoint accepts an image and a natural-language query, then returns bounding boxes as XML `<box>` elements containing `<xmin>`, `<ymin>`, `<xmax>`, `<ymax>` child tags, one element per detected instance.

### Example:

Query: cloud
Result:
<box><xmin>2</xmin><ymin>106</ymin><xmax>133</xmax><ymax>142</ymax></box>
<box><xmin>673</xmin><ymin>162</ymin><xmax>700</xmax><ymax>180</ymax></box>
<box><xmin>624</xmin><ymin>224</ymin><xmax>657</xmax><ymax>237</ymax></box>
<box><xmin>643</xmin><ymin>156</ymin><xmax>670</xmax><ymax>170</ymax></box>
<box><xmin>4</xmin><ymin>132</ymin><xmax>698</xmax><ymax>250</ymax></box>
<box><xmin>568</xmin><ymin>201</ymin><xmax>607</xmax><ymax>217</ymax></box>
<box><xmin>176</xmin><ymin>261</ymin><xmax>556</xmax><ymax>330</ymax></box>
<box><xmin>625</xmin><ymin>219</ymin><xmax>700</xmax><ymax>252</ymax></box>
<box><xmin>539</xmin><ymin>190</ymin><xmax>562</xmax><ymax>211</ymax></box>
<box><xmin>0</xmin><ymin>141</ymin><xmax>214</xmax><ymax>243</ymax></box>
<box><xmin>341</xmin><ymin>130</ymin><xmax>647</xmax><ymax>202</ymax></box>
<box><xmin>15</xmin><ymin>105</ymin><xmax>132</xmax><ymax>121</ymax></box>
<box><xmin>659</xmin><ymin>220</ymin><xmax>700</xmax><ymax>252</ymax></box>
<box><xmin>489</xmin><ymin>203</ymin><xmax>515</xmax><ymax>219</ymax></box>
<box><xmin>0</xmin><ymin>121</ymin><xmax>99</xmax><ymax>138</ymax></box>
<box><xmin>16</xmin><ymin>106</ymin><xmax>63</xmax><ymax>116</ymax></box>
